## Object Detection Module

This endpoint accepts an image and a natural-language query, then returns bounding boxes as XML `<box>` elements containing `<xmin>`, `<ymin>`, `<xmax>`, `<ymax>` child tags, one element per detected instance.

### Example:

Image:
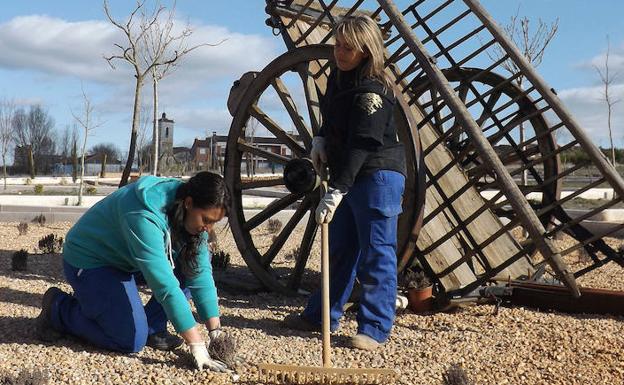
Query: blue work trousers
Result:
<box><xmin>51</xmin><ymin>260</ymin><xmax>189</xmax><ymax>353</ymax></box>
<box><xmin>303</xmin><ymin>170</ymin><xmax>405</xmax><ymax>343</ymax></box>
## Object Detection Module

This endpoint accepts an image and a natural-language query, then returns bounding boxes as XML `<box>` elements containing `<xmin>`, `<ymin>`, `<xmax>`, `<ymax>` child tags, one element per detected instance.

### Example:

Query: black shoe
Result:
<box><xmin>35</xmin><ymin>287</ymin><xmax>65</xmax><ymax>342</ymax></box>
<box><xmin>282</xmin><ymin>313</ymin><xmax>321</xmax><ymax>332</ymax></box>
<box><xmin>146</xmin><ymin>331</ymin><xmax>184</xmax><ymax>351</ymax></box>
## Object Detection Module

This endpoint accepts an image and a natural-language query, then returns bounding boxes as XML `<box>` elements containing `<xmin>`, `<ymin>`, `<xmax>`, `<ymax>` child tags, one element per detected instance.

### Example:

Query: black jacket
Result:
<box><xmin>319</xmin><ymin>66</ymin><xmax>406</xmax><ymax>192</ymax></box>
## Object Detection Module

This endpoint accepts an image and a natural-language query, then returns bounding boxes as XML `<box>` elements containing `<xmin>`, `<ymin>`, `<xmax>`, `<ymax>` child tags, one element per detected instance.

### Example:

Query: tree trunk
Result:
<box><xmin>28</xmin><ymin>146</ymin><xmax>35</xmax><ymax>179</ymax></box>
<box><xmin>72</xmin><ymin>141</ymin><xmax>78</xmax><ymax>183</ymax></box>
<box><xmin>119</xmin><ymin>77</ymin><xmax>143</xmax><ymax>187</ymax></box>
<box><xmin>78</xmin><ymin>133</ymin><xmax>88</xmax><ymax>206</ymax></box>
<box><xmin>2</xmin><ymin>154</ymin><xmax>6</xmax><ymax>190</ymax></box>
<box><xmin>152</xmin><ymin>71</ymin><xmax>159</xmax><ymax>176</ymax></box>
<box><xmin>100</xmin><ymin>153</ymin><xmax>107</xmax><ymax>178</ymax></box>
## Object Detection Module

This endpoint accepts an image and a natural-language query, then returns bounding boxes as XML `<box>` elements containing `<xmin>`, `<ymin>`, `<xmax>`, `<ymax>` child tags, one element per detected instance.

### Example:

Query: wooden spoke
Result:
<box><xmin>288</xmin><ymin>209</ymin><xmax>318</xmax><ymax>290</ymax></box>
<box><xmin>243</xmin><ymin>193</ymin><xmax>302</xmax><ymax>232</ymax></box>
<box><xmin>476</xmin><ymin>90</ymin><xmax>502</xmax><ymax>127</ymax></box>
<box><xmin>298</xmin><ymin>62</ymin><xmax>323</xmax><ymax>135</ymax></box>
<box><xmin>237</xmin><ymin>137</ymin><xmax>290</xmax><ymax>165</ymax></box>
<box><xmin>249</xmin><ymin>104</ymin><xmax>306</xmax><ymax>157</ymax></box>
<box><xmin>271</xmin><ymin>77</ymin><xmax>313</xmax><ymax>148</ymax></box>
<box><xmin>262</xmin><ymin>196</ymin><xmax>313</xmax><ymax>267</ymax></box>
<box><xmin>239</xmin><ymin>176</ymin><xmax>284</xmax><ymax>190</ymax></box>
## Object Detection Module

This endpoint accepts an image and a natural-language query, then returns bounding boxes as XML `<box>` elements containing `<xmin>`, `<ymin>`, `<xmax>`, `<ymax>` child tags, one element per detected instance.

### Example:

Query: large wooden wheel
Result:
<box><xmin>413</xmin><ymin>67</ymin><xmax>561</xmax><ymax>228</ymax></box>
<box><xmin>225</xmin><ymin>45</ymin><xmax>424</xmax><ymax>295</ymax></box>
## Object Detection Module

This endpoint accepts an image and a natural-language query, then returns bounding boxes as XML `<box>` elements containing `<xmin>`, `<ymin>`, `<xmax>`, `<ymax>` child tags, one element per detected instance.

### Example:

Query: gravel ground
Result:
<box><xmin>1</xmin><ymin>221</ymin><xmax>624</xmax><ymax>385</ymax></box>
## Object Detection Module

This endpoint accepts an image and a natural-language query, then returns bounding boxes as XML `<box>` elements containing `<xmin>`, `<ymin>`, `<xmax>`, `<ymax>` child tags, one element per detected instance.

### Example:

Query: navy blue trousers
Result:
<box><xmin>303</xmin><ymin>170</ymin><xmax>405</xmax><ymax>343</ymax></box>
<box><xmin>50</xmin><ymin>260</ymin><xmax>189</xmax><ymax>353</ymax></box>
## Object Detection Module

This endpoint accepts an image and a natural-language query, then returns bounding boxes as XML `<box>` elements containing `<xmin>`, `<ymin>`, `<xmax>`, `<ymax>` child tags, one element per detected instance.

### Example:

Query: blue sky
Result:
<box><xmin>0</xmin><ymin>0</ymin><xmax>622</xmax><ymax>158</ymax></box>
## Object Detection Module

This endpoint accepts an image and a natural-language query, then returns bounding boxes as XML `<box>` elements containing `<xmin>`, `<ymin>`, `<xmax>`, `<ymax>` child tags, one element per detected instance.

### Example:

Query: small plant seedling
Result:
<box><xmin>284</xmin><ymin>246</ymin><xmax>300</xmax><ymax>261</ymax></box>
<box><xmin>211</xmin><ymin>250</ymin><xmax>231</xmax><ymax>271</ymax></box>
<box><xmin>32</xmin><ymin>214</ymin><xmax>46</xmax><ymax>227</ymax></box>
<box><xmin>38</xmin><ymin>234</ymin><xmax>64</xmax><ymax>254</ymax></box>
<box><xmin>11</xmin><ymin>249</ymin><xmax>29</xmax><ymax>272</ymax></box>
<box><xmin>404</xmin><ymin>268</ymin><xmax>432</xmax><ymax>290</ymax></box>
<box><xmin>266</xmin><ymin>218</ymin><xmax>283</xmax><ymax>234</ymax></box>
<box><xmin>443</xmin><ymin>363</ymin><xmax>473</xmax><ymax>385</ymax></box>
<box><xmin>1</xmin><ymin>368</ymin><xmax>49</xmax><ymax>385</ymax></box>
<box><xmin>208</xmin><ymin>332</ymin><xmax>237</xmax><ymax>367</ymax></box>
<box><xmin>17</xmin><ymin>222</ymin><xmax>29</xmax><ymax>235</ymax></box>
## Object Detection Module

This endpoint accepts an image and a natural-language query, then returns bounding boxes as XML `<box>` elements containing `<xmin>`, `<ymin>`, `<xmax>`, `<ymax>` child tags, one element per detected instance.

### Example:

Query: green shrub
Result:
<box><xmin>85</xmin><ymin>186</ymin><xmax>97</xmax><ymax>195</ymax></box>
<box><xmin>33</xmin><ymin>184</ymin><xmax>44</xmax><ymax>195</ymax></box>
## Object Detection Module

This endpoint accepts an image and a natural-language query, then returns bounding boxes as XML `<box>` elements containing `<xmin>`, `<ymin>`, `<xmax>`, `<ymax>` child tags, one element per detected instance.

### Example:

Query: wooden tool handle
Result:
<box><xmin>319</xmin><ymin>166</ymin><xmax>331</xmax><ymax>368</ymax></box>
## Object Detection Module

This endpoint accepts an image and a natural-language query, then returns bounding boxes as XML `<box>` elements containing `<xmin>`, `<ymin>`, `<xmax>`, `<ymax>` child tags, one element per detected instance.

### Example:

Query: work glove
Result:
<box><xmin>315</xmin><ymin>188</ymin><xmax>344</xmax><ymax>224</ymax></box>
<box><xmin>209</xmin><ymin>327</ymin><xmax>224</xmax><ymax>341</ymax></box>
<box><xmin>188</xmin><ymin>342</ymin><xmax>228</xmax><ymax>372</ymax></box>
<box><xmin>310</xmin><ymin>136</ymin><xmax>327</xmax><ymax>172</ymax></box>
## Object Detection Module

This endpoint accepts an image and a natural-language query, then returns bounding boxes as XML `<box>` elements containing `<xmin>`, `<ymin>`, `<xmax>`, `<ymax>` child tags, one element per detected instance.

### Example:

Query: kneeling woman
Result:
<box><xmin>36</xmin><ymin>172</ymin><xmax>229</xmax><ymax>371</ymax></box>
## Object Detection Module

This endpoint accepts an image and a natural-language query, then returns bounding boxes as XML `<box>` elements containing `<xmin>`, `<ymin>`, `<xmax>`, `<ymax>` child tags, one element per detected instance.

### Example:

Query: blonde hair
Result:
<box><xmin>334</xmin><ymin>15</ymin><xmax>392</xmax><ymax>90</ymax></box>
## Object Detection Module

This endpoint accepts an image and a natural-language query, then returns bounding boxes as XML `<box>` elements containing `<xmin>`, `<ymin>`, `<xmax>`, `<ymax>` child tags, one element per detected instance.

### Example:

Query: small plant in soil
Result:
<box><xmin>208</xmin><ymin>332</ymin><xmax>238</xmax><ymax>367</ymax></box>
<box><xmin>0</xmin><ymin>368</ymin><xmax>49</xmax><ymax>385</ymax></box>
<box><xmin>284</xmin><ymin>246</ymin><xmax>300</xmax><ymax>261</ymax></box>
<box><xmin>17</xmin><ymin>222</ymin><xmax>29</xmax><ymax>235</ymax></box>
<box><xmin>38</xmin><ymin>234</ymin><xmax>64</xmax><ymax>254</ymax></box>
<box><xmin>32</xmin><ymin>214</ymin><xmax>46</xmax><ymax>227</ymax></box>
<box><xmin>33</xmin><ymin>184</ymin><xmax>44</xmax><ymax>195</ymax></box>
<box><xmin>403</xmin><ymin>268</ymin><xmax>431</xmax><ymax>290</ymax></box>
<box><xmin>211</xmin><ymin>250</ymin><xmax>231</xmax><ymax>271</ymax></box>
<box><xmin>85</xmin><ymin>186</ymin><xmax>97</xmax><ymax>195</ymax></box>
<box><xmin>266</xmin><ymin>218</ymin><xmax>283</xmax><ymax>234</ymax></box>
<box><xmin>443</xmin><ymin>363</ymin><xmax>473</xmax><ymax>385</ymax></box>
<box><xmin>11</xmin><ymin>249</ymin><xmax>29</xmax><ymax>272</ymax></box>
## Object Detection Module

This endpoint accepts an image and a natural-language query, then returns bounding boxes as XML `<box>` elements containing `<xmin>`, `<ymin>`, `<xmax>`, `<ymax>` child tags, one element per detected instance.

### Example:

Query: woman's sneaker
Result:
<box><xmin>282</xmin><ymin>313</ymin><xmax>321</xmax><ymax>332</ymax></box>
<box><xmin>350</xmin><ymin>333</ymin><xmax>381</xmax><ymax>351</ymax></box>
<box><xmin>35</xmin><ymin>287</ymin><xmax>66</xmax><ymax>342</ymax></box>
<box><xmin>146</xmin><ymin>331</ymin><xmax>184</xmax><ymax>351</ymax></box>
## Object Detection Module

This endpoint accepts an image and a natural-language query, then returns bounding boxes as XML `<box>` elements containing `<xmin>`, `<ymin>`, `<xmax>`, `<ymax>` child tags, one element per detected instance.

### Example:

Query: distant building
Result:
<box><xmin>190</xmin><ymin>132</ymin><xmax>301</xmax><ymax>173</ymax></box>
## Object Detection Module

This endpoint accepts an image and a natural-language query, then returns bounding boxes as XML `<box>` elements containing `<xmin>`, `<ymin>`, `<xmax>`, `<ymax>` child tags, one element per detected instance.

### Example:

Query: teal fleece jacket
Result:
<box><xmin>63</xmin><ymin>176</ymin><xmax>219</xmax><ymax>333</ymax></box>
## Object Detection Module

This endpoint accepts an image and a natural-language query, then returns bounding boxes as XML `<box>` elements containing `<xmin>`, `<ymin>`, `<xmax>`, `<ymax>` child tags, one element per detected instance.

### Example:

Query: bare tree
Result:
<box><xmin>71</xmin><ymin>87</ymin><xmax>104</xmax><ymax>206</ymax></box>
<box><xmin>104</xmin><ymin>0</ymin><xmax>214</xmax><ymax>185</ymax></box>
<box><xmin>0</xmin><ymin>99</ymin><xmax>15</xmax><ymax>189</ymax></box>
<box><xmin>137</xmin><ymin>103</ymin><xmax>152</xmax><ymax>175</ymax></box>
<box><xmin>488</xmin><ymin>10</ymin><xmax>558</xmax><ymax>185</ymax></box>
<box><xmin>13</xmin><ymin>105</ymin><xmax>56</xmax><ymax>176</ymax></box>
<box><xmin>594</xmin><ymin>35</ymin><xmax>621</xmax><ymax>168</ymax></box>
<box><xmin>141</xmin><ymin>1</ymin><xmax>222</xmax><ymax>175</ymax></box>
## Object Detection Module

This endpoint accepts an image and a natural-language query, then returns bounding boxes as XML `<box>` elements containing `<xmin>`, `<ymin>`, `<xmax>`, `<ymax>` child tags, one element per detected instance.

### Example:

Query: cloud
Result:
<box><xmin>557</xmin><ymin>83</ymin><xmax>624</xmax><ymax>147</ymax></box>
<box><xmin>0</xmin><ymin>14</ymin><xmax>278</xmax><ymax>87</ymax></box>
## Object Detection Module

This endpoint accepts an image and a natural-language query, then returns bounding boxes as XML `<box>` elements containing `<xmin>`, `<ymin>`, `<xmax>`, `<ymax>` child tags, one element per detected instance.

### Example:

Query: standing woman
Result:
<box><xmin>285</xmin><ymin>15</ymin><xmax>406</xmax><ymax>351</ymax></box>
<box><xmin>35</xmin><ymin>172</ymin><xmax>230</xmax><ymax>371</ymax></box>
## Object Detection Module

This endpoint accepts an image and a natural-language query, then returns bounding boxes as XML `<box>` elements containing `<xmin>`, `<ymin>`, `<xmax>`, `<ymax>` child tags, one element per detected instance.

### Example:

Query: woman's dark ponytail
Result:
<box><xmin>167</xmin><ymin>172</ymin><xmax>230</xmax><ymax>277</ymax></box>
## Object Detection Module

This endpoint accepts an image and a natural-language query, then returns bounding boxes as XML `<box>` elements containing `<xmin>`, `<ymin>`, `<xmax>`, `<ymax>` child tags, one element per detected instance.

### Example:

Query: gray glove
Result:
<box><xmin>188</xmin><ymin>342</ymin><xmax>228</xmax><ymax>372</ymax></box>
<box><xmin>310</xmin><ymin>136</ymin><xmax>327</xmax><ymax>172</ymax></box>
<box><xmin>315</xmin><ymin>188</ymin><xmax>344</xmax><ymax>224</ymax></box>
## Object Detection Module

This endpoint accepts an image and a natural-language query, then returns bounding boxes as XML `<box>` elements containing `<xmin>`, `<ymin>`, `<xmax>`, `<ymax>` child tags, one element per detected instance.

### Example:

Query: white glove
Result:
<box><xmin>310</xmin><ymin>136</ymin><xmax>327</xmax><ymax>172</ymax></box>
<box><xmin>315</xmin><ymin>188</ymin><xmax>344</xmax><ymax>224</ymax></box>
<box><xmin>188</xmin><ymin>342</ymin><xmax>228</xmax><ymax>372</ymax></box>
<box><xmin>209</xmin><ymin>328</ymin><xmax>224</xmax><ymax>341</ymax></box>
